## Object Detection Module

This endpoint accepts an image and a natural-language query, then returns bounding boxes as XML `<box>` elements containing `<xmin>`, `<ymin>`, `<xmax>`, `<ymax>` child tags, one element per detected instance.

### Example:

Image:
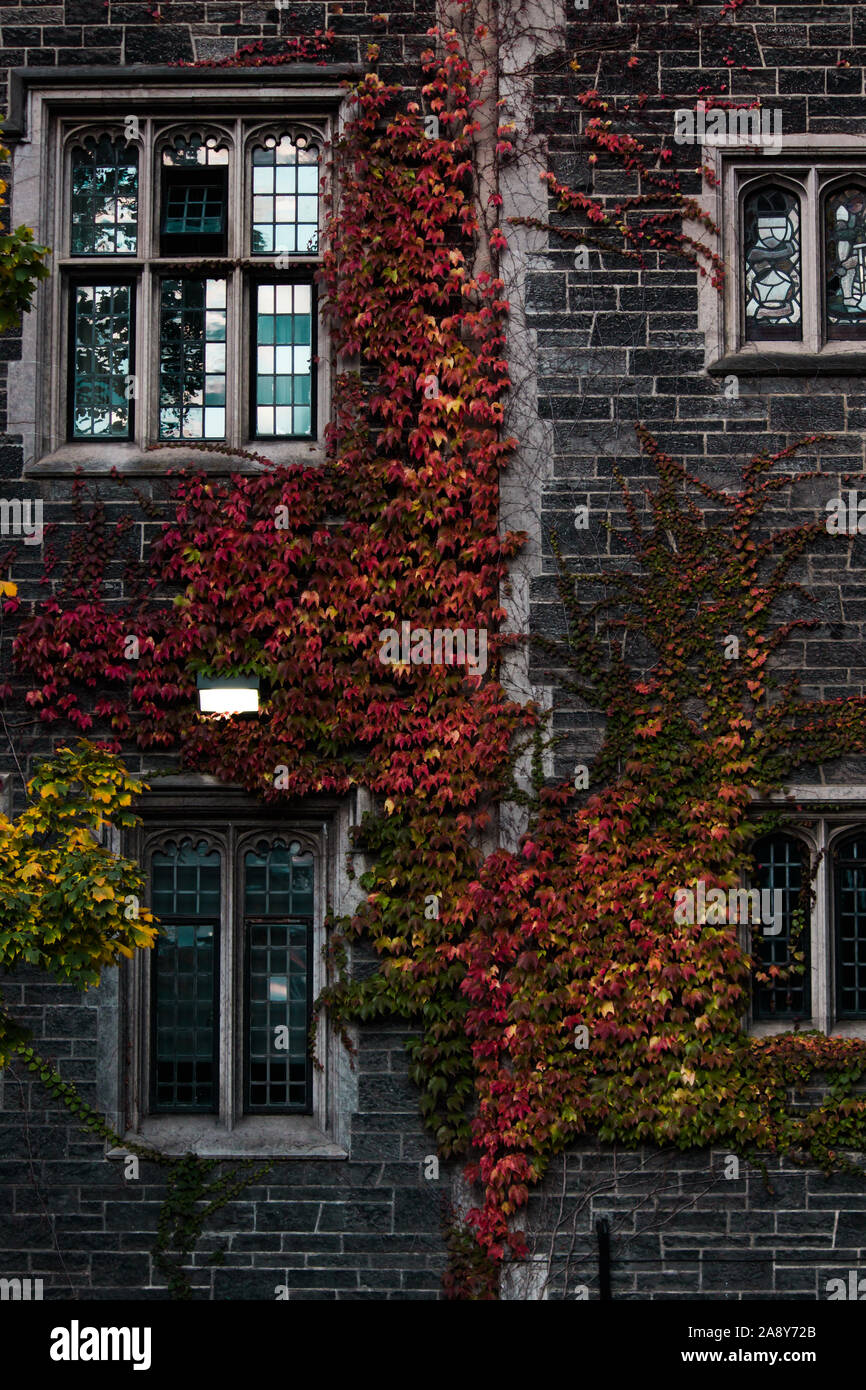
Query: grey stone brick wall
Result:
<box><xmin>516</xmin><ymin>1144</ymin><xmax>866</xmax><ymax>1301</ymax></box>
<box><xmin>0</xmin><ymin>983</ymin><xmax>451</xmax><ymax>1299</ymax></box>
<box><xmin>526</xmin><ymin>6</ymin><xmax>866</xmax><ymax>789</ymax></box>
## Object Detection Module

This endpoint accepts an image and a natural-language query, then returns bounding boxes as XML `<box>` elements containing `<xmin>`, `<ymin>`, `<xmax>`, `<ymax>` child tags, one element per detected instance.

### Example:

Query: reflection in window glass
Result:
<box><xmin>70</xmin><ymin>135</ymin><xmax>138</xmax><ymax>255</ymax></box>
<box><xmin>159</xmin><ymin>278</ymin><xmax>227</xmax><ymax>439</ymax></box>
<box><xmin>744</xmin><ymin>187</ymin><xmax>801</xmax><ymax>340</ymax></box>
<box><xmin>254</xmin><ymin>283</ymin><xmax>313</xmax><ymax>437</ymax></box>
<box><xmin>151</xmin><ymin>839</ymin><xmax>220</xmax><ymax>1112</ymax></box>
<box><xmin>826</xmin><ymin>187</ymin><xmax>866</xmax><ymax>335</ymax></box>
<box><xmin>251</xmin><ymin>134</ymin><xmax>319</xmax><ymax>255</ymax></box>
<box><xmin>72</xmin><ymin>283</ymin><xmax>132</xmax><ymax>438</ymax></box>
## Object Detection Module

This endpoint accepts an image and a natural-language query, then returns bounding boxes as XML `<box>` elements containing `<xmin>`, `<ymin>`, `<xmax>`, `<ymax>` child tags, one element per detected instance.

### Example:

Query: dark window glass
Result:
<box><xmin>159</xmin><ymin>278</ymin><xmax>227</xmax><ymax>439</ymax></box>
<box><xmin>163</xmin><ymin>183</ymin><xmax>225</xmax><ymax>237</ymax></box>
<box><xmin>160</xmin><ymin>134</ymin><xmax>229</xmax><ymax>255</ymax></box>
<box><xmin>825</xmin><ymin>187</ymin><xmax>866</xmax><ymax>339</ymax></box>
<box><xmin>751</xmin><ymin>833</ymin><xmax>809</xmax><ymax>1020</ymax></box>
<box><xmin>244</xmin><ymin>839</ymin><xmax>313</xmax><ymax>1112</ymax></box>
<box><xmin>151</xmin><ymin>838</ymin><xmax>221</xmax><ymax>1112</ymax></box>
<box><xmin>251</xmin><ymin>134</ymin><xmax>319</xmax><ymax>255</ymax></box>
<box><xmin>254</xmin><ymin>282</ymin><xmax>313</xmax><ymax>438</ymax></box>
<box><xmin>70</xmin><ymin>282</ymin><xmax>133</xmax><ymax>439</ymax></box>
<box><xmin>160</xmin><ymin>172</ymin><xmax>227</xmax><ymax>255</ymax></box>
<box><xmin>834</xmin><ymin>833</ymin><xmax>866</xmax><ymax>1016</ymax></box>
<box><xmin>70</xmin><ymin>135</ymin><xmax>138</xmax><ymax>256</ymax></box>
<box><xmin>744</xmin><ymin>187</ymin><xmax>802</xmax><ymax>341</ymax></box>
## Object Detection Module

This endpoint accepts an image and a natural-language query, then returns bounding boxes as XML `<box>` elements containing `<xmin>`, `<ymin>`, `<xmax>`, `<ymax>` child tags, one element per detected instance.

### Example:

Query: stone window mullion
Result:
<box><xmin>805</xmin><ymin>165</ymin><xmax>820</xmax><ymax>352</ymax></box>
<box><xmin>815</xmin><ymin>817</ymin><xmax>831</xmax><ymax>1034</ymax></box>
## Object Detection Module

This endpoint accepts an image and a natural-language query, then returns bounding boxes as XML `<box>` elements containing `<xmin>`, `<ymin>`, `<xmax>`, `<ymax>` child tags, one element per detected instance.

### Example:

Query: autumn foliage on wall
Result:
<box><xmin>450</xmin><ymin>432</ymin><xmax>866</xmax><ymax>1257</ymax></box>
<box><xmin>12</xmin><ymin>43</ymin><xmax>528</xmax><ymax>809</ymax></box>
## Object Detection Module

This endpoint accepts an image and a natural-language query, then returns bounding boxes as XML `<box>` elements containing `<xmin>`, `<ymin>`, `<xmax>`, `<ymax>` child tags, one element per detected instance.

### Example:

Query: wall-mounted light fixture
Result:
<box><xmin>196</xmin><ymin>674</ymin><xmax>260</xmax><ymax>716</ymax></box>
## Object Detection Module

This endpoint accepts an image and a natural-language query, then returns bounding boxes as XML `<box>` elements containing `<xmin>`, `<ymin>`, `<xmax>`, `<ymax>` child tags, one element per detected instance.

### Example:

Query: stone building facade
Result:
<box><xmin>2</xmin><ymin>0</ymin><xmax>866</xmax><ymax>1301</ymax></box>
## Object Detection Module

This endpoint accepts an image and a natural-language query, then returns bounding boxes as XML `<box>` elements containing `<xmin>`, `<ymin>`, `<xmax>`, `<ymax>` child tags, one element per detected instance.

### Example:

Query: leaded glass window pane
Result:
<box><xmin>151</xmin><ymin>839</ymin><xmax>221</xmax><ymax>1112</ymax></box>
<box><xmin>744</xmin><ymin>187</ymin><xmax>801</xmax><ymax>341</ymax></box>
<box><xmin>159</xmin><ymin>278</ymin><xmax>227</xmax><ymax>439</ymax></box>
<box><xmin>254</xmin><ymin>283</ymin><xmax>313</xmax><ymax>437</ymax></box>
<box><xmin>71</xmin><ymin>283</ymin><xmax>132</xmax><ymax>438</ymax></box>
<box><xmin>826</xmin><ymin>187</ymin><xmax>866</xmax><ymax>337</ymax></box>
<box><xmin>751</xmin><ymin>833</ymin><xmax>809</xmax><ymax>1020</ymax></box>
<box><xmin>163</xmin><ymin>183</ymin><xmax>225</xmax><ymax>236</ymax></box>
<box><xmin>835</xmin><ymin>834</ymin><xmax>866</xmax><ymax>1016</ymax></box>
<box><xmin>244</xmin><ymin>839</ymin><xmax>313</xmax><ymax>1112</ymax></box>
<box><xmin>244</xmin><ymin>839</ymin><xmax>314</xmax><ymax>916</ymax></box>
<box><xmin>251</xmin><ymin>134</ymin><xmax>319</xmax><ymax>255</ymax></box>
<box><xmin>70</xmin><ymin>135</ymin><xmax>138</xmax><ymax>255</ymax></box>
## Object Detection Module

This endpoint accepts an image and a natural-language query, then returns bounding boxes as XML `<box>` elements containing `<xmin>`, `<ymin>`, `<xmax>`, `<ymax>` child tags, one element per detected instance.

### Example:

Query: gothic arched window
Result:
<box><xmin>825</xmin><ymin>185</ymin><xmax>866</xmax><ymax>339</ymax></box>
<box><xmin>244</xmin><ymin>838</ymin><xmax>314</xmax><ymax>1111</ymax></box>
<box><xmin>150</xmin><ymin>837</ymin><xmax>221</xmax><ymax>1111</ymax></box>
<box><xmin>70</xmin><ymin>133</ymin><xmax>138</xmax><ymax>256</ymax></box>
<box><xmin>743</xmin><ymin>186</ymin><xmax>802</xmax><ymax>341</ymax></box>
<box><xmin>750</xmin><ymin>832</ymin><xmax>809</xmax><ymax>1020</ymax></box>
<box><xmin>147</xmin><ymin>831</ymin><xmax>316</xmax><ymax>1116</ymax></box>
<box><xmin>250</xmin><ymin>131</ymin><xmax>320</xmax><ymax>256</ymax></box>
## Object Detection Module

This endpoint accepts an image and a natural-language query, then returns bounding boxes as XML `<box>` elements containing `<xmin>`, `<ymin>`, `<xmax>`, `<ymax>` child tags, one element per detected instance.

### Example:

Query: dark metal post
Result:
<box><xmin>596</xmin><ymin>1217</ymin><xmax>612</xmax><ymax>1300</ymax></box>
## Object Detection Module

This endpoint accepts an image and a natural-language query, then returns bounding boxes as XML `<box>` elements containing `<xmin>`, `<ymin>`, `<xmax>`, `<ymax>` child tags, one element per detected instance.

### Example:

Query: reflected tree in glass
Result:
<box><xmin>70</xmin><ymin>134</ymin><xmax>138</xmax><ymax>255</ymax></box>
<box><xmin>159</xmin><ymin>278</ymin><xmax>227</xmax><ymax>439</ymax></box>
<box><xmin>72</xmin><ymin>283</ymin><xmax>132</xmax><ymax>438</ymax></box>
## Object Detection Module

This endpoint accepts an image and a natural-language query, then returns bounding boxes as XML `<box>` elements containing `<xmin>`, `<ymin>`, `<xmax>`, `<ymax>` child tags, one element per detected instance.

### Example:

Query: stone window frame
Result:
<box><xmin>697</xmin><ymin>136</ymin><xmax>866</xmax><ymax>377</ymax></box>
<box><xmin>99</xmin><ymin>777</ymin><xmax>364</xmax><ymax>1159</ymax></box>
<box><xmin>6</xmin><ymin>69</ymin><xmax>355</xmax><ymax>476</ymax></box>
<box><xmin>746</xmin><ymin>787</ymin><xmax>866</xmax><ymax>1041</ymax></box>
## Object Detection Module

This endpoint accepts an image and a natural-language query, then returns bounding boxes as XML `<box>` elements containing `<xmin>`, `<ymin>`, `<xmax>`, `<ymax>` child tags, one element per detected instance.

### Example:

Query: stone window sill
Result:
<box><xmin>750</xmin><ymin>1020</ymin><xmax>866</xmax><ymax>1040</ymax></box>
<box><xmin>749</xmin><ymin>1020</ymin><xmax>817</xmax><ymax>1037</ymax></box>
<box><xmin>108</xmin><ymin>1114</ymin><xmax>348</xmax><ymax>1159</ymax></box>
<box><xmin>25</xmin><ymin>440</ymin><xmax>327</xmax><ymax>477</ymax></box>
<box><xmin>708</xmin><ymin>349</ymin><xmax>866</xmax><ymax>377</ymax></box>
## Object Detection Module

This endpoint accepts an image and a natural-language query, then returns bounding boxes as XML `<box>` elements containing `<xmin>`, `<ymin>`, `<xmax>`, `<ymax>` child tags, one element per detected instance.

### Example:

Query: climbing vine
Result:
<box><xmin>0</xmin><ymin>123</ymin><xmax>50</xmax><ymax>332</ymax></box>
<box><xmin>9</xmin><ymin>1040</ymin><xmax>271</xmax><ymax>1299</ymax></box>
<box><xmin>0</xmin><ymin>741</ymin><xmax>156</xmax><ymax>1023</ymax></box>
<box><xmin>445</xmin><ymin>429</ymin><xmax>866</xmax><ymax>1257</ymax></box>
